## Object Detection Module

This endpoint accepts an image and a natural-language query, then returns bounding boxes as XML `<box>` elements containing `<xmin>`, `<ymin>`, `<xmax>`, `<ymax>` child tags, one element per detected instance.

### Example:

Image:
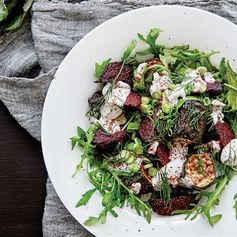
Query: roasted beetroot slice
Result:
<box><xmin>206</xmin><ymin>82</ymin><xmax>224</xmax><ymax>96</ymax></box>
<box><xmin>215</xmin><ymin>121</ymin><xmax>235</xmax><ymax>147</ymax></box>
<box><xmin>88</xmin><ymin>90</ymin><xmax>103</xmax><ymax>105</ymax></box>
<box><xmin>124</xmin><ymin>92</ymin><xmax>141</xmax><ymax>110</ymax></box>
<box><xmin>99</xmin><ymin>62</ymin><xmax>132</xmax><ymax>85</ymax></box>
<box><xmin>139</xmin><ymin>119</ymin><xmax>155</xmax><ymax>143</ymax></box>
<box><xmin>150</xmin><ymin>195</ymin><xmax>196</xmax><ymax>216</ymax></box>
<box><xmin>156</xmin><ymin>144</ymin><xmax>170</xmax><ymax>167</ymax></box>
<box><xmin>93</xmin><ymin>129</ymin><xmax>129</xmax><ymax>150</ymax></box>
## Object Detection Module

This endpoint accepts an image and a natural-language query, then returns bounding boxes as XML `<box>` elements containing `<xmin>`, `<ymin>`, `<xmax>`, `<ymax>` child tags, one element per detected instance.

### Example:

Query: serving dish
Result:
<box><xmin>42</xmin><ymin>6</ymin><xmax>237</xmax><ymax>237</ymax></box>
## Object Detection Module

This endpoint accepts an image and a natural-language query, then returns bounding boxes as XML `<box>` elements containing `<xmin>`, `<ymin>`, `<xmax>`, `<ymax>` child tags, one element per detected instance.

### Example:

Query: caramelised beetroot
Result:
<box><xmin>156</xmin><ymin>144</ymin><xmax>170</xmax><ymax>167</ymax></box>
<box><xmin>124</xmin><ymin>92</ymin><xmax>141</xmax><ymax>110</ymax></box>
<box><xmin>139</xmin><ymin>119</ymin><xmax>155</xmax><ymax>142</ymax></box>
<box><xmin>93</xmin><ymin>129</ymin><xmax>129</xmax><ymax>150</ymax></box>
<box><xmin>206</xmin><ymin>82</ymin><xmax>224</xmax><ymax>96</ymax></box>
<box><xmin>215</xmin><ymin>121</ymin><xmax>235</xmax><ymax>147</ymax></box>
<box><xmin>99</xmin><ymin>62</ymin><xmax>132</xmax><ymax>85</ymax></box>
<box><xmin>150</xmin><ymin>195</ymin><xmax>196</xmax><ymax>216</ymax></box>
<box><xmin>88</xmin><ymin>90</ymin><xmax>103</xmax><ymax>105</ymax></box>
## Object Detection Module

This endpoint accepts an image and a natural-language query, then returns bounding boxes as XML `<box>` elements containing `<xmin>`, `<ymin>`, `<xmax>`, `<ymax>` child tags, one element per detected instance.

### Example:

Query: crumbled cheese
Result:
<box><xmin>211</xmin><ymin>99</ymin><xmax>226</xmax><ymax>124</ymax></box>
<box><xmin>140</xmin><ymin>193</ymin><xmax>152</xmax><ymax>202</ymax></box>
<box><xmin>203</xmin><ymin>72</ymin><xmax>216</xmax><ymax>83</ymax></box>
<box><xmin>147</xmin><ymin>141</ymin><xmax>159</xmax><ymax>155</ymax></box>
<box><xmin>135</xmin><ymin>63</ymin><xmax>147</xmax><ymax>81</ymax></box>
<box><xmin>131</xmin><ymin>182</ymin><xmax>142</xmax><ymax>195</ymax></box>
<box><xmin>100</xmin><ymin>103</ymin><xmax>123</xmax><ymax>120</ymax></box>
<box><xmin>162</xmin><ymin>87</ymin><xmax>186</xmax><ymax>106</ymax></box>
<box><xmin>99</xmin><ymin>114</ymin><xmax>126</xmax><ymax>134</ymax></box>
<box><xmin>150</xmin><ymin>72</ymin><xmax>169</xmax><ymax>97</ymax></box>
<box><xmin>107</xmin><ymin>81</ymin><xmax>131</xmax><ymax>107</ymax></box>
<box><xmin>220</xmin><ymin>139</ymin><xmax>237</xmax><ymax>167</ymax></box>
<box><xmin>192</xmin><ymin>77</ymin><xmax>207</xmax><ymax>93</ymax></box>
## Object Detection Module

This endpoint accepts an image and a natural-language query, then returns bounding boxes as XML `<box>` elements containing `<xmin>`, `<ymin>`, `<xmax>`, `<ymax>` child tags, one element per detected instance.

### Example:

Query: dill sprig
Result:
<box><xmin>159</xmin><ymin>169</ymin><xmax>172</xmax><ymax>203</ymax></box>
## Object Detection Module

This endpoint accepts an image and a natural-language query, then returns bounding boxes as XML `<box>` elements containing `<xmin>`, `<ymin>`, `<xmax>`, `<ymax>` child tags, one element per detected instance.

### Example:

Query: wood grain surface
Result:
<box><xmin>0</xmin><ymin>100</ymin><xmax>47</xmax><ymax>237</ymax></box>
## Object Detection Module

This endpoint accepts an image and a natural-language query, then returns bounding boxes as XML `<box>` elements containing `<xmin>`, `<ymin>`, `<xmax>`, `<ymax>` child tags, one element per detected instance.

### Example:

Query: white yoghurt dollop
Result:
<box><xmin>220</xmin><ymin>139</ymin><xmax>237</xmax><ymax>167</ymax></box>
<box><xmin>150</xmin><ymin>72</ymin><xmax>169</xmax><ymax>97</ymax></box>
<box><xmin>211</xmin><ymin>99</ymin><xmax>226</xmax><ymax>124</ymax></box>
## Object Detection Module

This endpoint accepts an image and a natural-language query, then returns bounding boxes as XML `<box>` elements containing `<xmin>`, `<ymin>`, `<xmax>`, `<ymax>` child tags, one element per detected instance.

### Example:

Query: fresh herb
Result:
<box><xmin>76</xmin><ymin>188</ymin><xmax>97</xmax><ymax>207</ymax></box>
<box><xmin>137</xmin><ymin>28</ymin><xmax>164</xmax><ymax>56</ymax></box>
<box><xmin>94</xmin><ymin>58</ymin><xmax>111</xmax><ymax>78</ymax></box>
<box><xmin>81</xmin><ymin>162</ymin><xmax>152</xmax><ymax>225</ymax></box>
<box><xmin>159</xmin><ymin>169</ymin><xmax>171</xmax><ymax>203</ymax></box>
<box><xmin>121</xmin><ymin>40</ymin><xmax>137</xmax><ymax>62</ymax></box>
<box><xmin>174</xmin><ymin>175</ymin><xmax>229</xmax><ymax>226</ymax></box>
<box><xmin>221</xmin><ymin>60</ymin><xmax>237</xmax><ymax>111</ymax></box>
<box><xmin>154</xmin><ymin>107</ymin><xmax>179</xmax><ymax>139</ymax></box>
<box><xmin>196</xmin><ymin>158</ymin><xmax>205</xmax><ymax>175</ymax></box>
<box><xmin>71</xmin><ymin>125</ymin><xmax>97</xmax><ymax>177</ymax></box>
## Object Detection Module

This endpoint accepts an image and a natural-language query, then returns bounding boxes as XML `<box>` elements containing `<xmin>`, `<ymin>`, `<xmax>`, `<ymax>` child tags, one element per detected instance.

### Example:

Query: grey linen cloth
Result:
<box><xmin>0</xmin><ymin>0</ymin><xmax>237</xmax><ymax>236</ymax></box>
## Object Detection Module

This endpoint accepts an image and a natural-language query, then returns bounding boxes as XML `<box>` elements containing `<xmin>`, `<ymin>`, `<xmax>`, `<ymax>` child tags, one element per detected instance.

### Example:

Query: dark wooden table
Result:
<box><xmin>0</xmin><ymin>100</ymin><xmax>47</xmax><ymax>237</ymax></box>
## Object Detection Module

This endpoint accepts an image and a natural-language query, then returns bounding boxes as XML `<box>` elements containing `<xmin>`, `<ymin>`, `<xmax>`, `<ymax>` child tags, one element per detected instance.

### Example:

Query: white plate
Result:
<box><xmin>42</xmin><ymin>6</ymin><xmax>237</xmax><ymax>237</ymax></box>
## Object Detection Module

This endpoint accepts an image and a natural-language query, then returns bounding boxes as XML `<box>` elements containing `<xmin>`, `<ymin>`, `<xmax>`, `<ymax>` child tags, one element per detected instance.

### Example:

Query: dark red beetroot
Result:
<box><xmin>206</xmin><ymin>82</ymin><xmax>224</xmax><ymax>96</ymax></box>
<box><xmin>138</xmin><ymin>119</ymin><xmax>155</xmax><ymax>143</ymax></box>
<box><xmin>124</xmin><ymin>92</ymin><xmax>141</xmax><ymax>110</ymax></box>
<box><xmin>88</xmin><ymin>90</ymin><xmax>103</xmax><ymax>105</ymax></box>
<box><xmin>93</xmin><ymin>129</ymin><xmax>129</xmax><ymax>150</ymax></box>
<box><xmin>156</xmin><ymin>144</ymin><xmax>170</xmax><ymax>167</ymax></box>
<box><xmin>215</xmin><ymin>121</ymin><xmax>235</xmax><ymax>147</ymax></box>
<box><xmin>150</xmin><ymin>195</ymin><xmax>196</xmax><ymax>216</ymax></box>
<box><xmin>99</xmin><ymin>62</ymin><xmax>132</xmax><ymax>85</ymax></box>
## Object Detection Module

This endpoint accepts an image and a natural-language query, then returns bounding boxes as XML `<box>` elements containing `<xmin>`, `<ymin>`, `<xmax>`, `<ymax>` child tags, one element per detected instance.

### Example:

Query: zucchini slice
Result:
<box><xmin>184</xmin><ymin>153</ymin><xmax>215</xmax><ymax>189</ymax></box>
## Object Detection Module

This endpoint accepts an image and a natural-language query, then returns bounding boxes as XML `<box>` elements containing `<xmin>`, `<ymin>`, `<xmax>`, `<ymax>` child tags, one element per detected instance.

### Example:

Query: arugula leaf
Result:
<box><xmin>94</xmin><ymin>58</ymin><xmax>111</xmax><ymax>78</ymax></box>
<box><xmin>76</xmin><ymin>188</ymin><xmax>96</xmax><ymax>207</ymax></box>
<box><xmin>219</xmin><ymin>58</ymin><xmax>227</xmax><ymax>78</ymax></box>
<box><xmin>137</xmin><ymin>28</ymin><xmax>164</xmax><ymax>56</ymax></box>
<box><xmin>176</xmin><ymin>175</ymin><xmax>229</xmax><ymax>226</ymax></box>
<box><xmin>84</xmin><ymin>216</ymin><xmax>99</xmax><ymax>226</ymax></box>
<box><xmin>121</xmin><ymin>39</ymin><xmax>137</xmax><ymax>62</ymax></box>
<box><xmin>223</xmin><ymin>62</ymin><xmax>237</xmax><ymax>111</ymax></box>
<box><xmin>159</xmin><ymin>48</ymin><xmax>177</xmax><ymax>68</ymax></box>
<box><xmin>72</xmin><ymin>124</ymin><xmax>97</xmax><ymax>177</ymax></box>
<box><xmin>234</xmin><ymin>193</ymin><xmax>237</xmax><ymax>219</ymax></box>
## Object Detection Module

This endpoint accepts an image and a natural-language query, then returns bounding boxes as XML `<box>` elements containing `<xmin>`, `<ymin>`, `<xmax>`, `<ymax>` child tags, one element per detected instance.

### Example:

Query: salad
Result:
<box><xmin>71</xmin><ymin>28</ymin><xmax>237</xmax><ymax>227</ymax></box>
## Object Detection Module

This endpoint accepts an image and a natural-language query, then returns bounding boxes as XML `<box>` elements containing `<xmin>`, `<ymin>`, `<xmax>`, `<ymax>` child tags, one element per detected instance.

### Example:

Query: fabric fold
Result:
<box><xmin>1</xmin><ymin>0</ymin><xmax>237</xmax><ymax>237</ymax></box>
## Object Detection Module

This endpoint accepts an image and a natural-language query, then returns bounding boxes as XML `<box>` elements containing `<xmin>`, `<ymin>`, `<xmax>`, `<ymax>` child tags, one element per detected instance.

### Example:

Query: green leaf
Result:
<box><xmin>219</xmin><ymin>58</ymin><xmax>227</xmax><ymax>78</ymax></box>
<box><xmin>77</xmin><ymin>126</ymin><xmax>86</xmax><ymax>137</ymax></box>
<box><xmin>102</xmin><ymin>192</ymin><xmax>112</xmax><ymax>207</ymax></box>
<box><xmin>137</xmin><ymin>28</ymin><xmax>163</xmax><ymax>55</ymax></box>
<box><xmin>94</xmin><ymin>58</ymin><xmax>111</xmax><ymax>78</ymax></box>
<box><xmin>224</xmin><ymin>62</ymin><xmax>237</xmax><ymax>111</ymax></box>
<box><xmin>70</xmin><ymin>136</ymin><xmax>79</xmax><ymax>150</ymax></box>
<box><xmin>209</xmin><ymin>214</ymin><xmax>222</xmax><ymax>226</ymax></box>
<box><xmin>136</xmin><ymin>48</ymin><xmax>153</xmax><ymax>56</ymax></box>
<box><xmin>83</xmin><ymin>216</ymin><xmax>98</xmax><ymax>226</ymax></box>
<box><xmin>159</xmin><ymin>54</ymin><xmax>177</xmax><ymax>68</ymax></box>
<box><xmin>0</xmin><ymin>0</ymin><xmax>8</xmax><ymax>22</ymax></box>
<box><xmin>76</xmin><ymin>188</ymin><xmax>96</xmax><ymax>207</ymax></box>
<box><xmin>121</xmin><ymin>39</ymin><xmax>137</xmax><ymax>62</ymax></box>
